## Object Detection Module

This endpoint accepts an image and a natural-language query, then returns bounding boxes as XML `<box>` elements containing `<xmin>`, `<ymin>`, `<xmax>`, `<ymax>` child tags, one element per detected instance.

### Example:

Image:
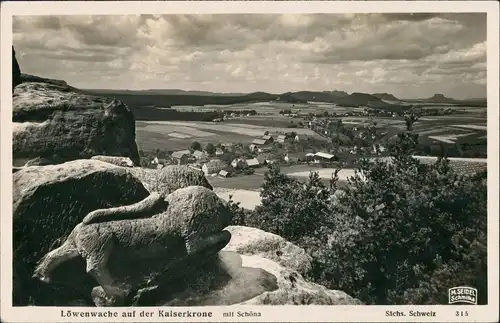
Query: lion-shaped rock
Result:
<box><xmin>33</xmin><ymin>185</ymin><xmax>232</xmax><ymax>306</ymax></box>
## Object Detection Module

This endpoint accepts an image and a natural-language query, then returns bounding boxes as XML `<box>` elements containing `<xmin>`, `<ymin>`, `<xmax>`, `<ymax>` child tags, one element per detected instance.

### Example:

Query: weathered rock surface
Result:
<box><xmin>223</xmin><ymin>226</ymin><xmax>312</xmax><ymax>275</ymax></box>
<box><xmin>121</xmin><ymin>227</ymin><xmax>360</xmax><ymax>306</ymax></box>
<box><xmin>12</xmin><ymin>47</ymin><xmax>21</xmax><ymax>88</ymax></box>
<box><xmin>234</xmin><ymin>253</ymin><xmax>361</xmax><ymax>305</ymax></box>
<box><xmin>133</xmin><ymin>251</ymin><xmax>360</xmax><ymax>306</ymax></box>
<box><xmin>18</xmin><ymin>159</ymin><xmax>359</xmax><ymax>307</ymax></box>
<box><xmin>91</xmin><ymin>155</ymin><xmax>135</xmax><ymax>167</ymax></box>
<box><xmin>13</xmin><ymin>159</ymin><xmax>150</xmax><ymax>306</ymax></box>
<box><xmin>20</xmin><ymin>73</ymin><xmax>70</xmax><ymax>87</ymax></box>
<box><xmin>13</xmin><ymin>81</ymin><xmax>140</xmax><ymax>166</ymax></box>
<box><xmin>130</xmin><ymin>165</ymin><xmax>213</xmax><ymax>194</ymax></box>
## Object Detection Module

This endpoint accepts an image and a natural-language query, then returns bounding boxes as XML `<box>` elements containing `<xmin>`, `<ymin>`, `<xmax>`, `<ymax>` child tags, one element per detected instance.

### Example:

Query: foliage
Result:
<box><xmin>239</xmin><ymin>113</ymin><xmax>488</xmax><ymax>305</ymax></box>
<box><xmin>227</xmin><ymin>195</ymin><xmax>251</xmax><ymax>226</ymax></box>
<box><xmin>241</xmin><ymin>167</ymin><xmax>255</xmax><ymax>175</ymax></box>
<box><xmin>248</xmin><ymin>164</ymin><xmax>332</xmax><ymax>244</ymax></box>
<box><xmin>190</xmin><ymin>141</ymin><xmax>202</xmax><ymax>151</ymax></box>
<box><xmin>205</xmin><ymin>143</ymin><xmax>216</xmax><ymax>156</ymax></box>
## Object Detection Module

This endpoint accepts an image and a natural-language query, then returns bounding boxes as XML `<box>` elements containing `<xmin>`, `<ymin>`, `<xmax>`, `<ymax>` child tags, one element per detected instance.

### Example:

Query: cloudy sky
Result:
<box><xmin>13</xmin><ymin>13</ymin><xmax>486</xmax><ymax>99</ymax></box>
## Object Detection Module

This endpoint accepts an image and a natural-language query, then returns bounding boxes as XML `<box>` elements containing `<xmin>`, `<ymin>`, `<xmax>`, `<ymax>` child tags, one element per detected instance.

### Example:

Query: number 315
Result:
<box><xmin>456</xmin><ymin>311</ymin><xmax>469</xmax><ymax>317</ymax></box>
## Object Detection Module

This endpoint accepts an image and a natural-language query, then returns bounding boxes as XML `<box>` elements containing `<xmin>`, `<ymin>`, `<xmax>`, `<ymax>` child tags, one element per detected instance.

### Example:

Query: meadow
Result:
<box><xmin>135</xmin><ymin>119</ymin><xmax>324</xmax><ymax>152</ymax></box>
<box><xmin>135</xmin><ymin>102</ymin><xmax>487</xmax><ymax>152</ymax></box>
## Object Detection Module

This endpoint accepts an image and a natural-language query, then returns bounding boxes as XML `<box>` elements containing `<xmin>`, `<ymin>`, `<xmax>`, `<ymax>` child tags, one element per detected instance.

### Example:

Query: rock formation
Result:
<box><xmin>12</xmin><ymin>47</ymin><xmax>21</xmax><ymax>89</ymax></box>
<box><xmin>131</xmin><ymin>165</ymin><xmax>213</xmax><ymax>194</ymax></box>
<box><xmin>19</xmin><ymin>160</ymin><xmax>360</xmax><ymax>307</ymax></box>
<box><xmin>223</xmin><ymin>226</ymin><xmax>313</xmax><ymax>275</ymax></box>
<box><xmin>91</xmin><ymin>155</ymin><xmax>135</xmax><ymax>167</ymax></box>
<box><xmin>34</xmin><ymin>186</ymin><xmax>232</xmax><ymax>306</ymax></box>
<box><xmin>13</xmin><ymin>160</ymin><xmax>150</xmax><ymax>305</ymax></box>
<box><xmin>12</xmin><ymin>81</ymin><xmax>140</xmax><ymax>166</ymax></box>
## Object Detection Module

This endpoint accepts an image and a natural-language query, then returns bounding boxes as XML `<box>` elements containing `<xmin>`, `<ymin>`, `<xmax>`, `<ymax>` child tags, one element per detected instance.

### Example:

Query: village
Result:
<box><xmin>147</xmin><ymin>131</ymin><xmax>342</xmax><ymax>179</ymax></box>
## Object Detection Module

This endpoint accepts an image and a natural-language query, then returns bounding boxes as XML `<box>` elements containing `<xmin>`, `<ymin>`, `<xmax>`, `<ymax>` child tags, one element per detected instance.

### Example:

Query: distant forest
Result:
<box><xmin>82</xmin><ymin>89</ymin><xmax>486</xmax><ymax>122</ymax></box>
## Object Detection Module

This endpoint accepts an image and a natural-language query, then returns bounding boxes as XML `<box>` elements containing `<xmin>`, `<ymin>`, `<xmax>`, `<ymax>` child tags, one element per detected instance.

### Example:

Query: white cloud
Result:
<box><xmin>13</xmin><ymin>13</ymin><xmax>486</xmax><ymax>99</ymax></box>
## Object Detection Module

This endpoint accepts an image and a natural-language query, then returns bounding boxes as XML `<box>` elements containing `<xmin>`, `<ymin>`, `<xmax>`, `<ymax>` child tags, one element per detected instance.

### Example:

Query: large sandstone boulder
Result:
<box><xmin>223</xmin><ymin>226</ymin><xmax>312</xmax><ymax>275</ymax></box>
<box><xmin>134</xmin><ymin>251</ymin><xmax>360</xmax><ymax>306</ymax></box>
<box><xmin>130</xmin><ymin>228</ymin><xmax>360</xmax><ymax>306</ymax></box>
<box><xmin>130</xmin><ymin>165</ymin><xmax>213</xmax><ymax>194</ymax></box>
<box><xmin>12</xmin><ymin>47</ymin><xmax>21</xmax><ymax>89</ymax></box>
<box><xmin>234</xmin><ymin>253</ymin><xmax>361</xmax><ymax>305</ymax></box>
<box><xmin>13</xmin><ymin>159</ymin><xmax>150</xmax><ymax>306</ymax></box>
<box><xmin>91</xmin><ymin>155</ymin><xmax>135</xmax><ymax>167</ymax></box>
<box><xmin>89</xmin><ymin>186</ymin><xmax>233</xmax><ymax>307</ymax></box>
<box><xmin>13</xmin><ymin>81</ymin><xmax>140</xmax><ymax>166</ymax></box>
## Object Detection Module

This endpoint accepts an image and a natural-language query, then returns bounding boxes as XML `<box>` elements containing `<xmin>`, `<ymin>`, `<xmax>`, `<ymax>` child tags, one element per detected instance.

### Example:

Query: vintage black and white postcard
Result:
<box><xmin>1</xmin><ymin>1</ymin><xmax>498</xmax><ymax>322</ymax></box>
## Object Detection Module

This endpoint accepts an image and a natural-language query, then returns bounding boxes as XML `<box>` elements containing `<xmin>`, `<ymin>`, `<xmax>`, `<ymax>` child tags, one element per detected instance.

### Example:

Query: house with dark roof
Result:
<box><xmin>262</xmin><ymin>135</ymin><xmax>274</xmax><ymax>143</ymax></box>
<box><xmin>171</xmin><ymin>150</ymin><xmax>191</xmax><ymax>165</ymax></box>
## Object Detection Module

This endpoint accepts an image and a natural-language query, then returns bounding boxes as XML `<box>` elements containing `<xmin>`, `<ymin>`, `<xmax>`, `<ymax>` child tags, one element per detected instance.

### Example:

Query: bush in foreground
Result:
<box><xmin>236</xmin><ymin>115</ymin><xmax>487</xmax><ymax>305</ymax></box>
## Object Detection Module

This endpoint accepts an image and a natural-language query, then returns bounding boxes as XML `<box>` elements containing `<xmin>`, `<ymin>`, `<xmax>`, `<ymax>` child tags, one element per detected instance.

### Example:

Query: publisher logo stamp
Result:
<box><xmin>448</xmin><ymin>286</ymin><xmax>478</xmax><ymax>305</ymax></box>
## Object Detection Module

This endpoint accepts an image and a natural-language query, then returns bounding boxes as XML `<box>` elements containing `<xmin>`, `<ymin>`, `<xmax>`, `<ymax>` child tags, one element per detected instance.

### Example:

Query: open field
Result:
<box><xmin>207</xmin><ymin>165</ymin><xmax>351</xmax><ymax>190</ymax></box>
<box><xmin>288</xmin><ymin>168</ymin><xmax>357</xmax><ymax>180</ymax></box>
<box><xmin>213</xmin><ymin>188</ymin><xmax>262</xmax><ymax>210</ymax></box>
<box><xmin>136</xmin><ymin>120</ymin><xmax>323</xmax><ymax>152</ymax></box>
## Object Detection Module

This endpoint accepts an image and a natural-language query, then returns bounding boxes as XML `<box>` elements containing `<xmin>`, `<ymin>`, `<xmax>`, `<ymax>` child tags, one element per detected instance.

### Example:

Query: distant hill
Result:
<box><xmin>142</xmin><ymin>89</ymin><xmax>248</xmax><ymax>96</ymax></box>
<box><xmin>85</xmin><ymin>89</ymin><xmax>249</xmax><ymax>97</ymax></box>
<box><xmin>274</xmin><ymin>92</ymin><xmax>308</xmax><ymax>104</ymax></box>
<box><xmin>82</xmin><ymin>89</ymin><xmax>279</xmax><ymax>107</ymax></box>
<box><xmin>322</xmin><ymin>90</ymin><xmax>349</xmax><ymax>98</ymax></box>
<box><xmin>285</xmin><ymin>91</ymin><xmax>339</xmax><ymax>103</ymax></box>
<box><xmin>424</xmin><ymin>94</ymin><xmax>457</xmax><ymax>103</ymax></box>
<box><xmin>372</xmin><ymin>93</ymin><xmax>400</xmax><ymax>101</ymax></box>
<box><xmin>336</xmin><ymin>92</ymin><xmax>390</xmax><ymax>107</ymax></box>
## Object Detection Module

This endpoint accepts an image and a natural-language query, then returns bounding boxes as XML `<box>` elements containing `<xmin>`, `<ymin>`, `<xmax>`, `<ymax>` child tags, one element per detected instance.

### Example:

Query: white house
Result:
<box><xmin>218</xmin><ymin>170</ymin><xmax>230</xmax><ymax>178</ymax></box>
<box><xmin>314</xmin><ymin>152</ymin><xmax>336</xmax><ymax>163</ymax></box>
<box><xmin>246</xmin><ymin>158</ymin><xmax>260</xmax><ymax>168</ymax></box>
<box><xmin>231</xmin><ymin>158</ymin><xmax>248</xmax><ymax>169</ymax></box>
<box><xmin>192</xmin><ymin>150</ymin><xmax>205</xmax><ymax>159</ymax></box>
<box><xmin>284</xmin><ymin>152</ymin><xmax>306</xmax><ymax>163</ymax></box>
<box><xmin>202</xmin><ymin>159</ymin><xmax>227</xmax><ymax>175</ymax></box>
<box><xmin>215</xmin><ymin>148</ymin><xmax>224</xmax><ymax>156</ymax></box>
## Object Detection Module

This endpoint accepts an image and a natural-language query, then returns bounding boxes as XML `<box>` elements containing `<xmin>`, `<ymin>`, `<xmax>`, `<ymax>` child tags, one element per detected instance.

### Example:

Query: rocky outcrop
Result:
<box><xmin>35</xmin><ymin>186</ymin><xmax>232</xmax><ymax>306</ymax></box>
<box><xmin>223</xmin><ymin>226</ymin><xmax>312</xmax><ymax>275</ymax></box>
<box><xmin>12</xmin><ymin>47</ymin><xmax>21</xmax><ymax>88</ymax></box>
<box><xmin>20</xmin><ymin>159</ymin><xmax>359</xmax><ymax>307</ymax></box>
<box><xmin>132</xmin><ymin>244</ymin><xmax>360</xmax><ymax>306</ymax></box>
<box><xmin>13</xmin><ymin>160</ymin><xmax>150</xmax><ymax>305</ymax></box>
<box><xmin>91</xmin><ymin>155</ymin><xmax>135</xmax><ymax>167</ymax></box>
<box><xmin>13</xmin><ymin>81</ymin><xmax>140</xmax><ymax>166</ymax></box>
<box><xmin>148</xmin><ymin>165</ymin><xmax>213</xmax><ymax>194</ymax></box>
<box><xmin>20</xmin><ymin>73</ymin><xmax>70</xmax><ymax>87</ymax></box>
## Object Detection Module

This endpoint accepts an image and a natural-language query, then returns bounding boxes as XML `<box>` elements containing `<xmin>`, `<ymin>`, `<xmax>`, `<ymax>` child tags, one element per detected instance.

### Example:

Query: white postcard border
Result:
<box><xmin>1</xmin><ymin>1</ymin><xmax>498</xmax><ymax>322</ymax></box>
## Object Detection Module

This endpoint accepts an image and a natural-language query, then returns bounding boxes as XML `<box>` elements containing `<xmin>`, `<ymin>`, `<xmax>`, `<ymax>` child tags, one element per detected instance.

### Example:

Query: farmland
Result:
<box><xmin>135</xmin><ymin>119</ymin><xmax>324</xmax><ymax>152</ymax></box>
<box><xmin>133</xmin><ymin>97</ymin><xmax>487</xmax><ymax>199</ymax></box>
<box><xmin>136</xmin><ymin>106</ymin><xmax>487</xmax><ymax>154</ymax></box>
